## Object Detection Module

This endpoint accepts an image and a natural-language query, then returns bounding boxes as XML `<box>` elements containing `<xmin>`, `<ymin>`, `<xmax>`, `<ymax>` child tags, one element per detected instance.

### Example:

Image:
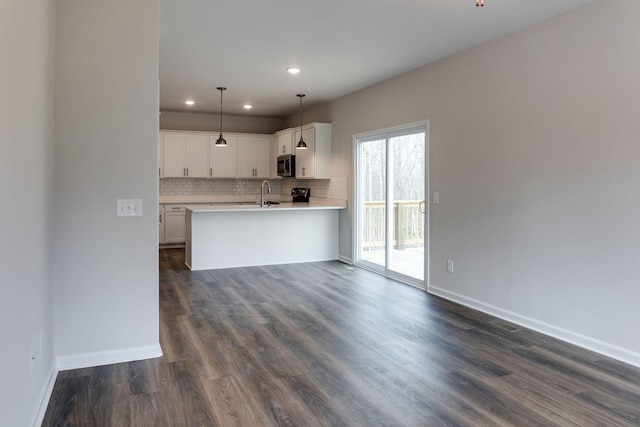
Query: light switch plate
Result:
<box><xmin>433</xmin><ymin>192</ymin><xmax>440</xmax><ymax>205</ymax></box>
<box><xmin>117</xmin><ymin>199</ymin><xmax>142</xmax><ymax>217</ymax></box>
<box><xmin>447</xmin><ymin>259</ymin><xmax>454</xmax><ymax>273</ymax></box>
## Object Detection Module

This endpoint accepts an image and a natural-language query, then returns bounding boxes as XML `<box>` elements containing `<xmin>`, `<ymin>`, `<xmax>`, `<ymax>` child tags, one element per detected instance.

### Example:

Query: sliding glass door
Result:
<box><xmin>356</xmin><ymin>124</ymin><xmax>427</xmax><ymax>288</ymax></box>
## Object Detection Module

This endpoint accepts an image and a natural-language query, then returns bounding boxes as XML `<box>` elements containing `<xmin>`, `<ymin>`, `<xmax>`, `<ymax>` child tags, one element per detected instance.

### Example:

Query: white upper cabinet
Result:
<box><xmin>275</xmin><ymin>129</ymin><xmax>294</xmax><ymax>155</ymax></box>
<box><xmin>294</xmin><ymin>127</ymin><xmax>315</xmax><ymax>178</ymax></box>
<box><xmin>238</xmin><ymin>135</ymin><xmax>271</xmax><ymax>178</ymax></box>
<box><xmin>294</xmin><ymin>123</ymin><xmax>332</xmax><ymax>179</ymax></box>
<box><xmin>161</xmin><ymin>130</ymin><xmax>279</xmax><ymax>180</ymax></box>
<box><xmin>185</xmin><ymin>135</ymin><xmax>209</xmax><ymax>177</ymax></box>
<box><xmin>209</xmin><ymin>134</ymin><xmax>238</xmax><ymax>178</ymax></box>
<box><xmin>162</xmin><ymin>133</ymin><xmax>186</xmax><ymax>177</ymax></box>
<box><xmin>162</xmin><ymin>132</ymin><xmax>209</xmax><ymax>178</ymax></box>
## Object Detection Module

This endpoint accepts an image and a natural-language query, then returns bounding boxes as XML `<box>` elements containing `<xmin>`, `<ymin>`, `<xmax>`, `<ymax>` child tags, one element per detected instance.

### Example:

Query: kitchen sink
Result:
<box><xmin>234</xmin><ymin>201</ymin><xmax>279</xmax><ymax>208</ymax></box>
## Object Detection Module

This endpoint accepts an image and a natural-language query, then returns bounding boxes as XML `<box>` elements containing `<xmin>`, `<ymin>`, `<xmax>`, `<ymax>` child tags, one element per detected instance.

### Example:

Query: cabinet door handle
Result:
<box><xmin>159</xmin><ymin>213</ymin><xmax>162</xmax><ymax>223</ymax></box>
<box><xmin>282</xmin><ymin>145</ymin><xmax>285</xmax><ymax>153</ymax></box>
<box><xmin>186</xmin><ymin>168</ymin><xmax>189</xmax><ymax>176</ymax></box>
<box><xmin>210</xmin><ymin>168</ymin><xmax>212</xmax><ymax>177</ymax></box>
<box><xmin>302</xmin><ymin>167</ymin><xmax>306</xmax><ymax>176</ymax></box>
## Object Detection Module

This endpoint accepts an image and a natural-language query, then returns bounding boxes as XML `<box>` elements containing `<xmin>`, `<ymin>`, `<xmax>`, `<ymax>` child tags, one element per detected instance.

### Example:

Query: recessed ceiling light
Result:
<box><xmin>287</xmin><ymin>67</ymin><xmax>300</xmax><ymax>75</ymax></box>
<box><xmin>243</xmin><ymin>104</ymin><xmax>252</xmax><ymax>110</ymax></box>
<box><xmin>185</xmin><ymin>100</ymin><xmax>195</xmax><ymax>105</ymax></box>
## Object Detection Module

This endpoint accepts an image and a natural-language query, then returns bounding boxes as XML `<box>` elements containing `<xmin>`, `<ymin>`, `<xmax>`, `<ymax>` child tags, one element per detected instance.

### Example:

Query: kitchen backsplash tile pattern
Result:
<box><xmin>160</xmin><ymin>177</ymin><xmax>348</xmax><ymax>200</ymax></box>
<box><xmin>160</xmin><ymin>178</ymin><xmax>282</xmax><ymax>196</ymax></box>
<box><xmin>282</xmin><ymin>177</ymin><xmax>347</xmax><ymax>200</ymax></box>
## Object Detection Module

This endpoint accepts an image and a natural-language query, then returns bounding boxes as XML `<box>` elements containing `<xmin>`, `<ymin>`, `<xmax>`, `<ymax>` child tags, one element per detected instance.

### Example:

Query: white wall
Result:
<box><xmin>53</xmin><ymin>0</ymin><xmax>161</xmax><ymax>366</ymax></box>
<box><xmin>0</xmin><ymin>0</ymin><xmax>56</xmax><ymax>425</ymax></box>
<box><xmin>295</xmin><ymin>0</ymin><xmax>640</xmax><ymax>365</ymax></box>
<box><xmin>160</xmin><ymin>110</ymin><xmax>283</xmax><ymax>134</ymax></box>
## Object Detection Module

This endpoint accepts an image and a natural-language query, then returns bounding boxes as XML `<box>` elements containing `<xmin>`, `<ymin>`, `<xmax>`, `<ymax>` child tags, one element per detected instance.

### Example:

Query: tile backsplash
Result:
<box><xmin>282</xmin><ymin>177</ymin><xmax>348</xmax><ymax>200</ymax></box>
<box><xmin>160</xmin><ymin>177</ymin><xmax>347</xmax><ymax>200</ymax></box>
<box><xmin>160</xmin><ymin>178</ymin><xmax>282</xmax><ymax>197</ymax></box>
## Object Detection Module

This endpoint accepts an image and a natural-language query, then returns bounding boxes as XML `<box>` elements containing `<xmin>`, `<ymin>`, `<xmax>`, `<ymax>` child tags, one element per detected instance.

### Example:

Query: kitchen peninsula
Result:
<box><xmin>185</xmin><ymin>199</ymin><xmax>346</xmax><ymax>271</ymax></box>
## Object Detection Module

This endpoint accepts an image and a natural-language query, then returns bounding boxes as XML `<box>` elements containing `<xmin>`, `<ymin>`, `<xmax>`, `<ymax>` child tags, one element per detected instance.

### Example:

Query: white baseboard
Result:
<box><xmin>31</xmin><ymin>363</ymin><xmax>57</xmax><ymax>427</ymax></box>
<box><xmin>428</xmin><ymin>285</ymin><xmax>640</xmax><ymax>369</ymax></box>
<box><xmin>56</xmin><ymin>343</ymin><xmax>163</xmax><ymax>371</ymax></box>
<box><xmin>337</xmin><ymin>255</ymin><xmax>353</xmax><ymax>264</ymax></box>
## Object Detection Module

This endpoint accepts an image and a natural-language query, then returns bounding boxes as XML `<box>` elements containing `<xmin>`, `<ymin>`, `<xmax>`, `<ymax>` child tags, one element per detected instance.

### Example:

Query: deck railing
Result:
<box><xmin>362</xmin><ymin>200</ymin><xmax>425</xmax><ymax>250</ymax></box>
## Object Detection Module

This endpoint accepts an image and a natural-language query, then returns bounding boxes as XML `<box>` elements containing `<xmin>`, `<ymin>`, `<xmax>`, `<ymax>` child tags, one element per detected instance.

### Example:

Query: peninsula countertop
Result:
<box><xmin>184</xmin><ymin>198</ymin><xmax>344</xmax><ymax>270</ymax></box>
<box><xmin>184</xmin><ymin>198</ymin><xmax>346</xmax><ymax>213</ymax></box>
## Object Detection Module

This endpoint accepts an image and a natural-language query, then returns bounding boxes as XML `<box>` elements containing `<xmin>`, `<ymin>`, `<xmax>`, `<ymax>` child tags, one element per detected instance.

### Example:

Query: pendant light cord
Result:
<box><xmin>216</xmin><ymin>87</ymin><xmax>227</xmax><ymax>145</ymax></box>
<box><xmin>296</xmin><ymin>94</ymin><xmax>307</xmax><ymax>149</ymax></box>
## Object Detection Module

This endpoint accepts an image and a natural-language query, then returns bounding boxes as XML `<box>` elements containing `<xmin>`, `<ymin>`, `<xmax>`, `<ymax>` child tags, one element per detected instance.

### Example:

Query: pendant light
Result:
<box><xmin>296</xmin><ymin>94</ymin><xmax>307</xmax><ymax>149</ymax></box>
<box><xmin>476</xmin><ymin>0</ymin><xmax>484</xmax><ymax>6</ymax></box>
<box><xmin>215</xmin><ymin>87</ymin><xmax>227</xmax><ymax>146</ymax></box>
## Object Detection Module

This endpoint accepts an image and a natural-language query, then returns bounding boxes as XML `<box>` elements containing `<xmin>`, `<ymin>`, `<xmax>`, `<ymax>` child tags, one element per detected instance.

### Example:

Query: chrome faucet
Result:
<box><xmin>260</xmin><ymin>180</ymin><xmax>271</xmax><ymax>207</ymax></box>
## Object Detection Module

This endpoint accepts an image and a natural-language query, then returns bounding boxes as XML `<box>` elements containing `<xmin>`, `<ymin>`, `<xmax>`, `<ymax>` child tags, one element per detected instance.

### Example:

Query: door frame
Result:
<box><xmin>352</xmin><ymin>120</ymin><xmax>430</xmax><ymax>290</ymax></box>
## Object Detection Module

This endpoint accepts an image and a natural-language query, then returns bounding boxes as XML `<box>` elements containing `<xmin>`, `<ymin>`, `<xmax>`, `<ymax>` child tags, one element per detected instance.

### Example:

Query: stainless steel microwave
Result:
<box><xmin>277</xmin><ymin>154</ymin><xmax>295</xmax><ymax>177</ymax></box>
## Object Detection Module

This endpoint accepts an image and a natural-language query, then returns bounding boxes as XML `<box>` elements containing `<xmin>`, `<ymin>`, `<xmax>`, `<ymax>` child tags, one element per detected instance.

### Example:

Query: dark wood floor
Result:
<box><xmin>43</xmin><ymin>249</ymin><xmax>640</xmax><ymax>426</ymax></box>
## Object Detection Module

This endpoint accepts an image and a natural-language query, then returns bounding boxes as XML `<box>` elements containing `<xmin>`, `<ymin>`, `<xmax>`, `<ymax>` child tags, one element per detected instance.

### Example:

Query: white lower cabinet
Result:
<box><xmin>159</xmin><ymin>205</ymin><xmax>165</xmax><ymax>243</ymax></box>
<box><xmin>163</xmin><ymin>204</ymin><xmax>186</xmax><ymax>244</ymax></box>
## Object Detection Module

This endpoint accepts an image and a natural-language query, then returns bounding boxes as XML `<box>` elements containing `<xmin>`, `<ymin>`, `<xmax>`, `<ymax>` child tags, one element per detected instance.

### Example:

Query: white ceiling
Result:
<box><xmin>159</xmin><ymin>0</ymin><xmax>597</xmax><ymax>118</ymax></box>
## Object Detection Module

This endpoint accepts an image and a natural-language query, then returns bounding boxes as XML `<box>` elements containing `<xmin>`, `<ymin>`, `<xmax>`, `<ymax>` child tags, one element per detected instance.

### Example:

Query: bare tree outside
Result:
<box><xmin>361</xmin><ymin>139</ymin><xmax>386</xmax><ymax>202</ymax></box>
<box><xmin>361</xmin><ymin>134</ymin><xmax>425</xmax><ymax>202</ymax></box>
<box><xmin>391</xmin><ymin>133</ymin><xmax>425</xmax><ymax>201</ymax></box>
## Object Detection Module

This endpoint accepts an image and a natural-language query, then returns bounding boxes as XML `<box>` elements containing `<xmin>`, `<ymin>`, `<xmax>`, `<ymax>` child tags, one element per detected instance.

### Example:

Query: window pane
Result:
<box><xmin>360</xmin><ymin>139</ymin><xmax>386</xmax><ymax>267</ymax></box>
<box><xmin>389</xmin><ymin>133</ymin><xmax>425</xmax><ymax>280</ymax></box>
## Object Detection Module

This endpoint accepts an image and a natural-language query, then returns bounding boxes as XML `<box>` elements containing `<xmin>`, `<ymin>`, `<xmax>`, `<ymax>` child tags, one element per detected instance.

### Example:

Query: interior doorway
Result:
<box><xmin>354</xmin><ymin>122</ymin><xmax>428</xmax><ymax>289</ymax></box>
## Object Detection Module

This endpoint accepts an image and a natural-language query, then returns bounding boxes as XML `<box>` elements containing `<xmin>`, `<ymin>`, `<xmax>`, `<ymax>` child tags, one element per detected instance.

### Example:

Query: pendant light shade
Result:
<box><xmin>215</xmin><ymin>87</ymin><xmax>227</xmax><ymax>146</ymax></box>
<box><xmin>296</xmin><ymin>94</ymin><xmax>307</xmax><ymax>149</ymax></box>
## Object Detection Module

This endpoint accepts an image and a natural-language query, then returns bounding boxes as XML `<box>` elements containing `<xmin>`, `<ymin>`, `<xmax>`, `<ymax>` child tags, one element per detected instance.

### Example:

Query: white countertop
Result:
<box><xmin>159</xmin><ymin>195</ymin><xmax>281</xmax><ymax>204</ymax></box>
<box><xmin>185</xmin><ymin>199</ymin><xmax>346</xmax><ymax>213</ymax></box>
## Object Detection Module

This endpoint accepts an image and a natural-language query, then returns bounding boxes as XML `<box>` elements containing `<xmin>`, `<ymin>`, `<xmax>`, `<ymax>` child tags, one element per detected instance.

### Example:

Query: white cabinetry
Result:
<box><xmin>159</xmin><ymin>204</ymin><xmax>165</xmax><ymax>243</ymax></box>
<box><xmin>162</xmin><ymin>132</ymin><xmax>209</xmax><ymax>178</ymax></box>
<box><xmin>209</xmin><ymin>134</ymin><xmax>238</xmax><ymax>178</ymax></box>
<box><xmin>161</xmin><ymin>130</ymin><xmax>273</xmax><ymax>179</ymax></box>
<box><xmin>163</xmin><ymin>204</ymin><xmax>187</xmax><ymax>243</ymax></box>
<box><xmin>275</xmin><ymin>129</ymin><xmax>294</xmax><ymax>155</ymax></box>
<box><xmin>238</xmin><ymin>135</ymin><xmax>271</xmax><ymax>178</ymax></box>
<box><xmin>159</xmin><ymin>134</ymin><xmax>164</xmax><ymax>178</ymax></box>
<box><xmin>294</xmin><ymin>123</ymin><xmax>332</xmax><ymax>179</ymax></box>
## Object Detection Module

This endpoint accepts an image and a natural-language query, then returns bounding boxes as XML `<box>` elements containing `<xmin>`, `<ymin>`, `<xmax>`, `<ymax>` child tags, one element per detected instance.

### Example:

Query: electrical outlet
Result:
<box><xmin>117</xmin><ymin>199</ymin><xmax>142</xmax><ymax>217</ymax></box>
<box><xmin>447</xmin><ymin>259</ymin><xmax>454</xmax><ymax>273</ymax></box>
